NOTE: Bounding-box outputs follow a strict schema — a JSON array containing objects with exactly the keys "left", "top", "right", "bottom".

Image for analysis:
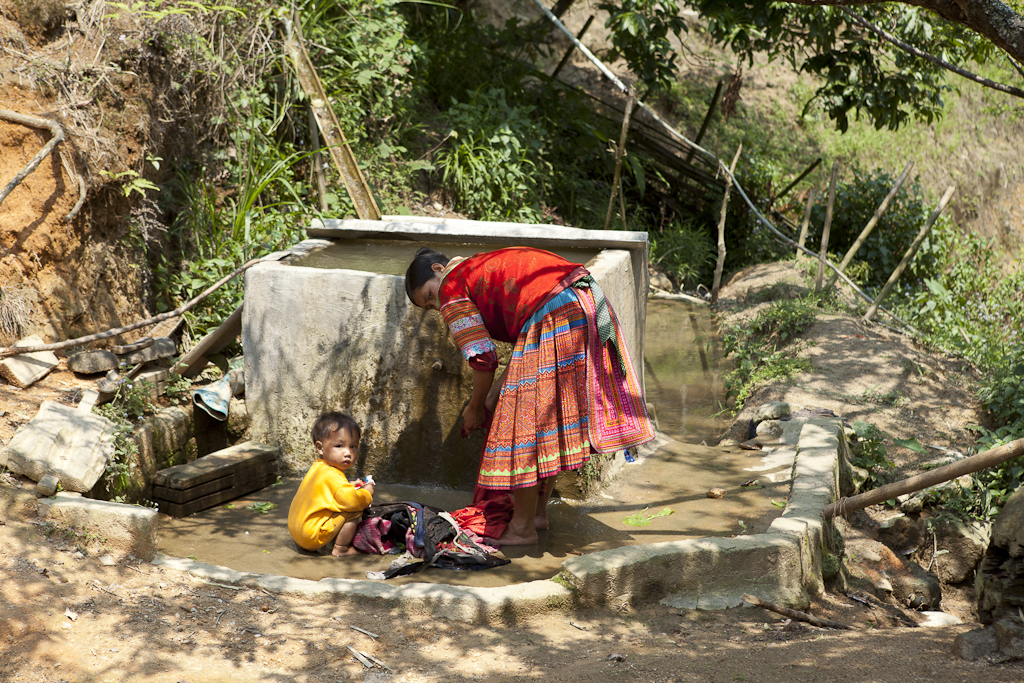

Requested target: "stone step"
[
  {"left": 155, "top": 471, "right": 278, "bottom": 517},
  {"left": 151, "top": 441, "right": 279, "bottom": 517}
]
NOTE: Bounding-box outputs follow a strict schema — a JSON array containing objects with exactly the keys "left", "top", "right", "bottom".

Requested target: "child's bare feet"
[{"left": 332, "top": 545, "right": 360, "bottom": 557}]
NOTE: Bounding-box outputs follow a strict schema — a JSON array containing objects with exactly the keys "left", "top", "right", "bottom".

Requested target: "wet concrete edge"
[{"left": 150, "top": 416, "right": 843, "bottom": 625}]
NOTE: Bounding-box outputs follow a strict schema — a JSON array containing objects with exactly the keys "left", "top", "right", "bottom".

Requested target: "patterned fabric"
[
  {"left": 442, "top": 299, "right": 496, "bottom": 361},
  {"left": 577, "top": 286, "right": 656, "bottom": 452},
  {"left": 439, "top": 247, "right": 580, "bottom": 345},
  {"left": 478, "top": 287, "right": 593, "bottom": 490}
]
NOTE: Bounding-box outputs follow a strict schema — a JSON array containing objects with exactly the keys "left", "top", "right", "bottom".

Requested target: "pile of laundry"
[{"left": 354, "top": 501, "right": 510, "bottom": 580}]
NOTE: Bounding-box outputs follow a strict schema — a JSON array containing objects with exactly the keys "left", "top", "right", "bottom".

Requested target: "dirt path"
[{"left": 3, "top": 261, "right": 1020, "bottom": 681}]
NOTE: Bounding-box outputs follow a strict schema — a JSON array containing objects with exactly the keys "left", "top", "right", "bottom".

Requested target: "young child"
[{"left": 287, "top": 412, "right": 374, "bottom": 557}]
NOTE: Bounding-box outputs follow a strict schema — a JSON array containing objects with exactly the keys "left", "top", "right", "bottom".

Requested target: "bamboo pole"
[
  {"left": 863, "top": 185, "right": 955, "bottom": 322},
  {"left": 796, "top": 189, "right": 815, "bottom": 258},
  {"left": 815, "top": 163, "right": 839, "bottom": 292},
  {"left": 825, "top": 160, "right": 914, "bottom": 290},
  {"left": 604, "top": 96, "right": 635, "bottom": 231},
  {"left": 711, "top": 145, "right": 742, "bottom": 303},
  {"left": 308, "top": 104, "right": 328, "bottom": 212},
  {"left": 824, "top": 436, "right": 1024, "bottom": 519}
]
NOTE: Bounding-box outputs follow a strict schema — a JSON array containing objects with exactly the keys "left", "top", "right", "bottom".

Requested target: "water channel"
[{"left": 159, "top": 298, "right": 793, "bottom": 587}]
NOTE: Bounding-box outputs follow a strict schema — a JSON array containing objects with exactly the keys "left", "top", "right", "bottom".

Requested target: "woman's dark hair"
[
  {"left": 404, "top": 247, "right": 450, "bottom": 301},
  {"left": 311, "top": 411, "right": 361, "bottom": 445}
]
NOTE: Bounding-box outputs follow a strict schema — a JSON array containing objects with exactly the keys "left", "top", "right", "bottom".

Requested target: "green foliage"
[
  {"left": 622, "top": 507, "right": 674, "bottom": 527},
  {"left": 849, "top": 420, "right": 895, "bottom": 489},
  {"left": 721, "top": 297, "right": 818, "bottom": 410},
  {"left": 437, "top": 88, "right": 550, "bottom": 221},
  {"left": 649, "top": 218, "right": 716, "bottom": 289},
  {"left": 597, "top": 0, "right": 688, "bottom": 94},
  {"left": 802, "top": 166, "right": 948, "bottom": 291},
  {"left": 95, "top": 379, "right": 157, "bottom": 502}
]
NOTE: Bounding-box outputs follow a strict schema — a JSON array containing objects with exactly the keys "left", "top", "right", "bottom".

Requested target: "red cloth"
[{"left": 440, "top": 247, "right": 580, "bottom": 344}]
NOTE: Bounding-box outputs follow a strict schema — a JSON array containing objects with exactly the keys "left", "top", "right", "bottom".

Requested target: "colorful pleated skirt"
[{"left": 477, "top": 286, "right": 654, "bottom": 490}]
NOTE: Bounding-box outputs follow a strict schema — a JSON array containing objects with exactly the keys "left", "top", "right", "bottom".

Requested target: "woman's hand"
[{"left": 462, "top": 402, "right": 487, "bottom": 432}]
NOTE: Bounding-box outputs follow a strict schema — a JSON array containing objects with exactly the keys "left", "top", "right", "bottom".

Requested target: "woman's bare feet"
[
  {"left": 496, "top": 527, "right": 539, "bottom": 545},
  {"left": 332, "top": 545, "right": 360, "bottom": 557},
  {"left": 534, "top": 514, "right": 549, "bottom": 530}
]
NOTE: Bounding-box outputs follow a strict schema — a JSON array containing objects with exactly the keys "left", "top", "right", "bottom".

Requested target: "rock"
[
  {"left": 98, "top": 554, "right": 117, "bottom": 566},
  {"left": 36, "top": 474, "right": 59, "bottom": 496},
  {"left": 110, "top": 337, "right": 153, "bottom": 355},
  {"left": 995, "top": 618, "right": 1024, "bottom": 659},
  {"left": 877, "top": 514, "right": 923, "bottom": 555},
  {"left": 67, "top": 350, "right": 119, "bottom": 374},
  {"left": 649, "top": 270, "right": 673, "bottom": 292},
  {"left": 754, "top": 402, "right": 791, "bottom": 422},
  {"left": 919, "top": 611, "right": 962, "bottom": 627},
  {"left": 900, "top": 496, "right": 924, "bottom": 514},
  {"left": 755, "top": 420, "right": 783, "bottom": 437},
  {"left": 706, "top": 487, "right": 726, "bottom": 499},
  {"left": 37, "top": 494, "right": 159, "bottom": 562},
  {"left": 0, "top": 335, "right": 59, "bottom": 388},
  {"left": 0, "top": 401, "right": 117, "bottom": 492},
  {"left": 991, "top": 486, "right": 1024, "bottom": 558},
  {"left": 953, "top": 627, "right": 999, "bottom": 661},
  {"left": 119, "top": 336, "right": 176, "bottom": 365},
  {"left": 891, "top": 560, "right": 942, "bottom": 610},
  {"left": 932, "top": 517, "right": 990, "bottom": 584}
]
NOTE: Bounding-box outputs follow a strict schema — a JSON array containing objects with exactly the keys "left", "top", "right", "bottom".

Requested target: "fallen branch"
[
  {"left": 743, "top": 593, "right": 852, "bottom": 630},
  {"left": 824, "top": 436, "right": 1024, "bottom": 519},
  {"left": 0, "top": 254, "right": 277, "bottom": 358},
  {"left": 0, "top": 109, "right": 65, "bottom": 209}
]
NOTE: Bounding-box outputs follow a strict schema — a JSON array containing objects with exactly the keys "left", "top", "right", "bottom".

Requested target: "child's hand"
[{"left": 363, "top": 483, "right": 375, "bottom": 497}]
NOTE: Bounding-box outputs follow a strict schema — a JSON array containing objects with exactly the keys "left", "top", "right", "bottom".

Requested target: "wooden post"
[
  {"left": 815, "top": 163, "right": 839, "bottom": 293},
  {"left": 604, "top": 96, "right": 635, "bottom": 231},
  {"left": 774, "top": 157, "right": 821, "bottom": 206},
  {"left": 711, "top": 145, "right": 742, "bottom": 303},
  {"left": 824, "top": 435, "right": 1024, "bottom": 519},
  {"left": 685, "top": 80, "right": 723, "bottom": 163},
  {"left": 308, "top": 104, "right": 328, "bottom": 212},
  {"left": 551, "top": 15, "right": 594, "bottom": 80},
  {"left": 825, "top": 160, "right": 914, "bottom": 290},
  {"left": 863, "top": 185, "right": 955, "bottom": 322},
  {"left": 796, "top": 189, "right": 815, "bottom": 258}
]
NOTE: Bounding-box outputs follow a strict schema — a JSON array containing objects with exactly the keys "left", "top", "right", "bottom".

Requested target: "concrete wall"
[{"left": 243, "top": 220, "right": 650, "bottom": 484}]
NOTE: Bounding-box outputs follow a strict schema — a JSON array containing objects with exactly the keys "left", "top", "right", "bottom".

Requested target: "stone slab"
[
  {"left": 111, "top": 337, "right": 153, "bottom": 355},
  {"left": 0, "top": 400, "right": 116, "bottom": 492},
  {"left": 155, "top": 471, "right": 278, "bottom": 517},
  {"left": 0, "top": 334, "right": 59, "bottom": 388},
  {"left": 120, "top": 336, "right": 176, "bottom": 365},
  {"left": 37, "top": 493, "right": 158, "bottom": 561},
  {"left": 67, "top": 349, "right": 119, "bottom": 374},
  {"left": 152, "top": 441, "right": 278, "bottom": 490},
  {"left": 153, "top": 460, "right": 277, "bottom": 503}
]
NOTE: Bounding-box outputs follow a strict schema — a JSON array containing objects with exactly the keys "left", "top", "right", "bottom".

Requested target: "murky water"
[
  {"left": 157, "top": 298, "right": 785, "bottom": 587},
  {"left": 644, "top": 298, "right": 733, "bottom": 444},
  {"left": 292, "top": 239, "right": 603, "bottom": 274}
]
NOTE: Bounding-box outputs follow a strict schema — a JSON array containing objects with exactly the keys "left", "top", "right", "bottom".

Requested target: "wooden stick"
[
  {"left": 346, "top": 645, "right": 374, "bottom": 668},
  {"left": 551, "top": 15, "right": 594, "bottom": 80},
  {"left": 711, "top": 144, "right": 742, "bottom": 303},
  {"left": 0, "top": 257, "right": 262, "bottom": 358},
  {"left": 604, "top": 95, "right": 635, "bottom": 231},
  {"left": 743, "top": 593, "right": 852, "bottom": 630},
  {"left": 308, "top": 104, "right": 328, "bottom": 212},
  {"left": 349, "top": 625, "right": 379, "bottom": 639},
  {"left": 775, "top": 157, "right": 821, "bottom": 205},
  {"left": 685, "top": 80, "right": 724, "bottom": 163},
  {"left": 796, "top": 189, "right": 815, "bottom": 257},
  {"left": 863, "top": 185, "right": 955, "bottom": 322},
  {"left": 824, "top": 436, "right": 1024, "bottom": 519},
  {"left": 171, "top": 305, "right": 242, "bottom": 378},
  {"left": 826, "top": 160, "right": 914, "bottom": 290},
  {"left": 815, "top": 162, "right": 839, "bottom": 293}
]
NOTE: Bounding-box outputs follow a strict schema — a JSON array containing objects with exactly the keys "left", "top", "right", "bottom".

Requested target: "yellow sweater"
[{"left": 287, "top": 459, "right": 373, "bottom": 551}]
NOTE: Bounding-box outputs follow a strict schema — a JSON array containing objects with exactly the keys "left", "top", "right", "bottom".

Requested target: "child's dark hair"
[
  {"left": 311, "top": 411, "right": 361, "bottom": 445},
  {"left": 405, "top": 247, "right": 450, "bottom": 301}
]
